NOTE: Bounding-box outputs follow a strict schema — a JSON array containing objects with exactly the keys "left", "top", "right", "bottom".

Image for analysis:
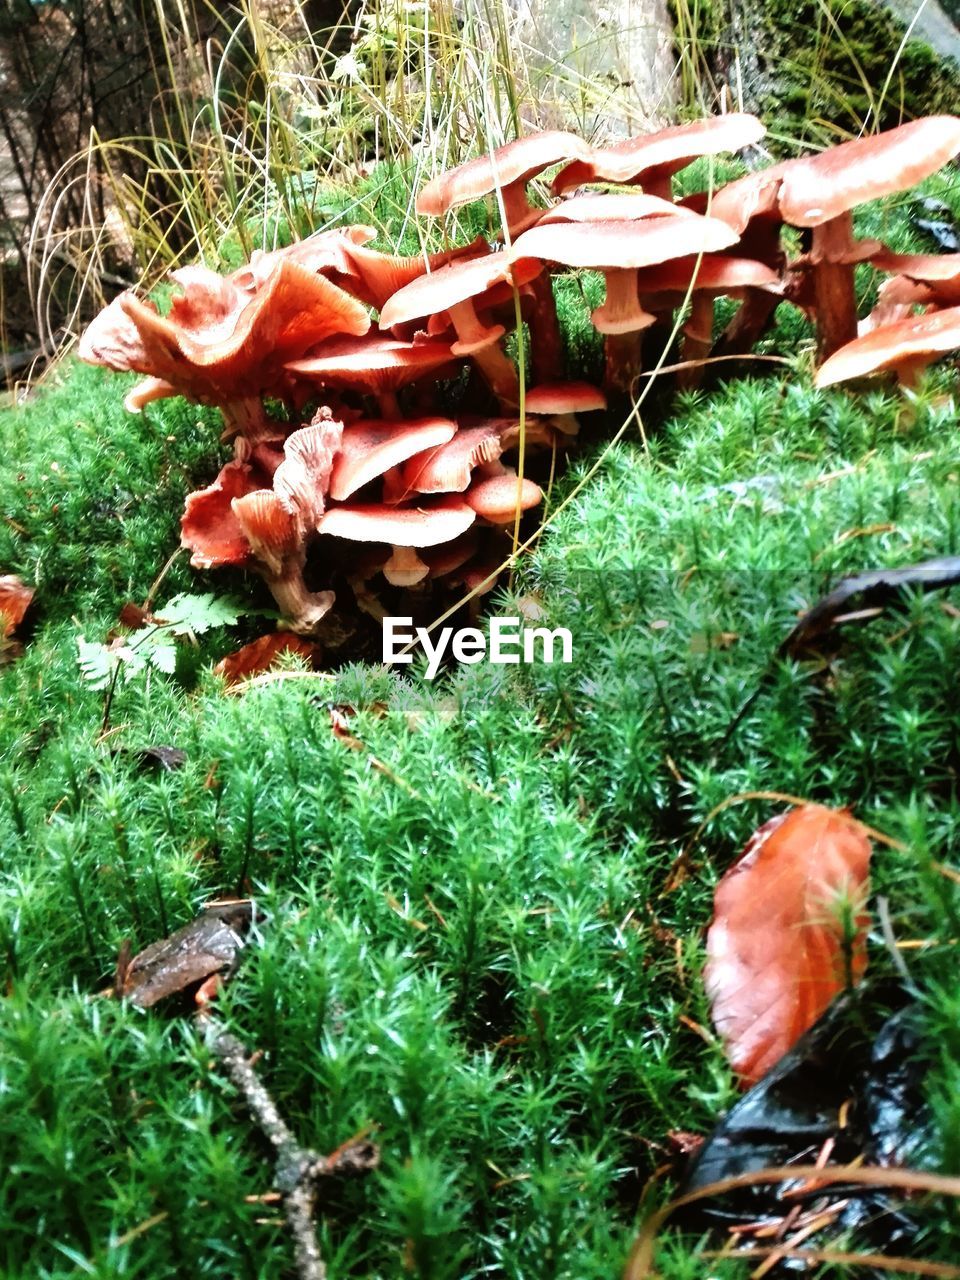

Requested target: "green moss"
[
  {"left": 698, "top": 0, "right": 960, "bottom": 148},
  {"left": 3, "top": 337, "right": 960, "bottom": 1274},
  {"left": 5, "top": 167, "right": 960, "bottom": 1277}
]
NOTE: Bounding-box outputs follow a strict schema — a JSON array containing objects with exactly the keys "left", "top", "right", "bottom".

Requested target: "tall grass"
[
  {"left": 26, "top": 0, "right": 628, "bottom": 353},
  {"left": 20, "top": 0, "right": 949, "bottom": 365}
]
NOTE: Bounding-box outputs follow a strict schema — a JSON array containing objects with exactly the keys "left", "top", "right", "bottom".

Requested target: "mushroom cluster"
[{"left": 79, "top": 113, "right": 960, "bottom": 633}]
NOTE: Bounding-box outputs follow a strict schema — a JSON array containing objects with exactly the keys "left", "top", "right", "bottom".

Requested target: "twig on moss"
[{"left": 206, "top": 1021, "right": 379, "bottom": 1280}]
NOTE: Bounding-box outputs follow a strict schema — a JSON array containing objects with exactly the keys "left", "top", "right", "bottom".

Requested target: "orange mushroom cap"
[
  {"left": 273, "top": 414, "right": 345, "bottom": 528},
  {"left": 514, "top": 214, "right": 739, "bottom": 335},
  {"left": 632, "top": 254, "right": 780, "bottom": 293},
  {"left": 523, "top": 382, "right": 607, "bottom": 415},
  {"left": 420, "top": 532, "right": 480, "bottom": 578},
  {"left": 317, "top": 496, "right": 476, "bottom": 546},
  {"left": 868, "top": 249, "right": 960, "bottom": 283},
  {"left": 79, "top": 258, "right": 370, "bottom": 408},
  {"left": 416, "top": 131, "right": 590, "bottom": 224},
  {"left": 683, "top": 164, "right": 788, "bottom": 236},
  {"left": 231, "top": 225, "right": 377, "bottom": 291},
  {"left": 815, "top": 304, "right": 960, "bottom": 387},
  {"left": 552, "top": 114, "right": 765, "bottom": 195},
  {"left": 180, "top": 461, "right": 262, "bottom": 568},
  {"left": 286, "top": 333, "right": 458, "bottom": 394},
  {"left": 396, "top": 423, "right": 505, "bottom": 497},
  {"left": 336, "top": 236, "right": 491, "bottom": 310},
  {"left": 466, "top": 472, "right": 543, "bottom": 523},
  {"left": 379, "top": 251, "right": 544, "bottom": 332},
  {"left": 512, "top": 213, "right": 739, "bottom": 271},
  {"left": 778, "top": 116, "right": 960, "bottom": 228},
  {"left": 329, "top": 418, "right": 458, "bottom": 502},
  {"left": 540, "top": 192, "right": 694, "bottom": 224}
]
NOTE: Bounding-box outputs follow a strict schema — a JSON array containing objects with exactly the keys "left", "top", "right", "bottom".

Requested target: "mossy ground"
[
  {"left": 3, "top": 180, "right": 960, "bottom": 1277},
  {"left": 685, "top": 0, "right": 960, "bottom": 149}
]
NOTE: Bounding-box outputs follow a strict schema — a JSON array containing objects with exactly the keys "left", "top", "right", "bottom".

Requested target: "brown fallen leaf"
[
  {"left": 781, "top": 555, "right": 960, "bottom": 657},
  {"left": 116, "top": 902, "right": 252, "bottom": 1008},
  {"left": 118, "top": 601, "right": 154, "bottom": 630},
  {"left": 0, "top": 574, "right": 34, "bottom": 639},
  {"left": 213, "top": 632, "right": 319, "bottom": 685},
  {"left": 704, "top": 805, "right": 872, "bottom": 1086}
]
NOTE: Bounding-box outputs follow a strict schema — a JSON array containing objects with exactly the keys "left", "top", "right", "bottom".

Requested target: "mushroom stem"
[
  {"left": 471, "top": 344, "right": 522, "bottom": 406},
  {"left": 384, "top": 545, "right": 430, "bottom": 586},
  {"left": 448, "top": 300, "right": 520, "bottom": 406},
  {"left": 678, "top": 293, "right": 715, "bottom": 389},
  {"left": 592, "top": 269, "right": 656, "bottom": 396},
  {"left": 348, "top": 575, "right": 388, "bottom": 623},
  {"left": 377, "top": 390, "right": 402, "bottom": 418},
  {"left": 263, "top": 570, "right": 335, "bottom": 635},
  {"left": 448, "top": 299, "right": 505, "bottom": 352},
  {"left": 222, "top": 397, "right": 274, "bottom": 454},
  {"left": 894, "top": 357, "right": 928, "bottom": 391},
  {"left": 592, "top": 269, "right": 652, "bottom": 334},
  {"left": 528, "top": 273, "right": 565, "bottom": 383},
  {"left": 714, "top": 289, "right": 781, "bottom": 359},
  {"left": 810, "top": 211, "right": 859, "bottom": 360},
  {"left": 604, "top": 333, "right": 645, "bottom": 394}
]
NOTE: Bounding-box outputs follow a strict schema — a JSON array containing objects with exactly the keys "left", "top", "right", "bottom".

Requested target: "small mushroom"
[
  {"left": 379, "top": 251, "right": 543, "bottom": 405},
  {"left": 465, "top": 471, "right": 543, "bottom": 524},
  {"left": 551, "top": 113, "right": 765, "bottom": 199},
  {"left": 287, "top": 333, "right": 459, "bottom": 418},
  {"left": 815, "top": 303, "right": 960, "bottom": 390},
  {"left": 437, "top": 414, "right": 556, "bottom": 458},
  {"left": 523, "top": 382, "right": 606, "bottom": 435},
  {"left": 513, "top": 213, "right": 738, "bottom": 391},
  {"left": 231, "top": 490, "right": 300, "bottom": 577},
  {"left": 232, "top": 490, "right": 335, "bottom": 632},
  {"left": 774, "top": 117, "right": 960, "bottom": 357},
  {"left": 329, "top": 418, "right": 458, "bottom": 501},
  {"left": 416, "top": 130, "right": 591, "bottom": 234},
  {"left": 859, "top": 276, "right": 932, "bottom": 334},
  {"left": 317, "top": 497, "right": 477, "bottom": 586},
  {"left": 415, "top": 132, "right": 591, "bottom": 382}
]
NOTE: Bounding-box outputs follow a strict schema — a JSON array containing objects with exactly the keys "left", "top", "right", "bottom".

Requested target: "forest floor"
[{"left": 2, "top": 172, "right": 960, "bottom": 1277}]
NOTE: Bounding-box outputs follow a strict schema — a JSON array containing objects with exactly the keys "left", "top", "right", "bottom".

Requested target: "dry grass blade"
[
  {"left": 623, "top": 1165, "right": 960, "bottom": 1280},
  {"left": 702, "top": 1246, "right": 960, "bottom": 1277},
  {"left": 223, "top": 669, "right": 336, "bottom": 695}
]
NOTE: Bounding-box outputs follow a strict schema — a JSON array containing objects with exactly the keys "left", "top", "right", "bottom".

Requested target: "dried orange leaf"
[
  {"left": 213, "top": 632, "right": 317, "bottom": 685},
  {"left": 704, "top": 804, "right": 872, "bottom": 1086},
  {"left": 0, "top": 574, "right": 34, "bottom": 638}
]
